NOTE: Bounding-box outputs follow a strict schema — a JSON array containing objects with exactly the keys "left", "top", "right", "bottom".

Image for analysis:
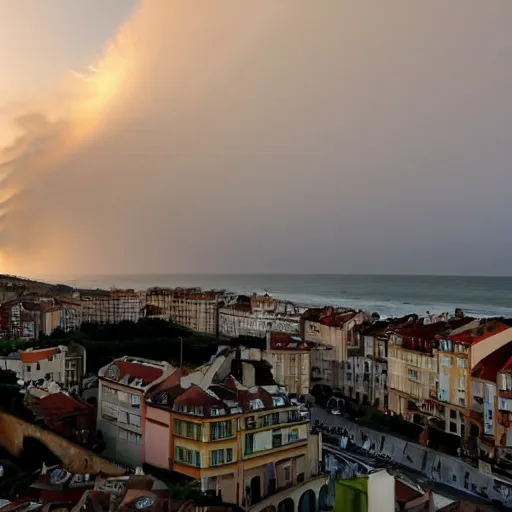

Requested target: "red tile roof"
[
  {"left": 270, "top": 332, "right": 309, "bottom": 350},
  {"left": 20, "top": 347, "right": 60, "bottom": 363},
  {"left": 500, "top": 356, "right": 512, "bottom": 374},
  {"left": 318, "top": 312, "right": 358, "bottom": 327},
  {"left": 114, "top": 361, "right": 164, "bottom": 385},
  {"left": 447, "top": 321, "right": 511, "bottom": 345},
  {"left": 37, "top": 392, "right": 92, "bottom": 420},
  {"left": 394, "top": 480, "right": 424, "bottom": 504},
  {"left": 174, "top": 385, "right": 223, "bottom": 414},
  {"left": 472, "top": 342, "right": 512, "bottom": 381}
]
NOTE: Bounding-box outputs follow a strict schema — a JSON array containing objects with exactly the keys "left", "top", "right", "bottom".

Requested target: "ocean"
[{"left": 33, "top": 274, "right": 512, "bottom": 319}]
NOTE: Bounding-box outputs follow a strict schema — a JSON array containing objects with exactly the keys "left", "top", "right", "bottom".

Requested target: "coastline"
[{"left": 24, "top": 273, "right": 512, "bottom": 320}]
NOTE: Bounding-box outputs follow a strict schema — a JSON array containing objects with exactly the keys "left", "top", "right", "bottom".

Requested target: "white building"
[{"left": 0, "top": 344, "right": 86, "bottom": 387}]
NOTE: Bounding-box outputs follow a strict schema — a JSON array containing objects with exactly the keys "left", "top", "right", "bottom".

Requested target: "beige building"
[
  {"left": 145, "top": 287, "right": 228, "bottom": 334},
  {"left": 81, "top": 289, "right": 142, "bottom": 324},
  {"left": 240, "top": 333, "right": 311, "bottom": 396},
  {"left": 300, "top": 308, "right": 365, "bottom": 362}
]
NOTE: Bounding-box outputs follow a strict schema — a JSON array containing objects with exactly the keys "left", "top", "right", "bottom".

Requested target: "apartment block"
[
  {"left": 97, "top": 357, "right": 175, "bottom": 467},
  {"left": 143, "top": 349, "right": 328, "bottom": 512}
]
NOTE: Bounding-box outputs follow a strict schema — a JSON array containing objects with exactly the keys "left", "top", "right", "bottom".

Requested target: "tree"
[{"left": 0, "top": 368, "right": 17, "bottom": 384}]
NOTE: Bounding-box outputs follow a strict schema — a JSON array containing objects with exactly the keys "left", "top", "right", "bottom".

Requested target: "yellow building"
[{"left": 144, "top": 351, "right": 328, "bottom": 512}]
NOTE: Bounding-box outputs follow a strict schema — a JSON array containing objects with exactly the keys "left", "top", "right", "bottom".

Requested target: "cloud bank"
[{"left": 1, "top": 0, "right": 511, "bottom": 277}]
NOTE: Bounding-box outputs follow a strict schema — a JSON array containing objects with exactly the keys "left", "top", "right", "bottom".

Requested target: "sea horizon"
[{"left": 21, "top": 273, "right": 512, "bottom": 320}]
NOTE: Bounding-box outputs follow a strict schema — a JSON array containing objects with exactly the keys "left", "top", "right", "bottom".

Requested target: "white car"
[{"left": 330, "top": 409, "right": 342, "bottom": 416}]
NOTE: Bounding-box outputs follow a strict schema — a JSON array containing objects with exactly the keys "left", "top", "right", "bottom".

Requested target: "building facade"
[
  {"left": 0, "top": 345, "right": 86, "bottom": 387},
  {"left": 144, "top": 350, "right": 328, "bottom": 512},
  {"left": 301, "top": 309, "right": 365, "bottom": 363},
  {"left": 239, "top": 334, "right": 312, "bottom": 397},
  {"left": 81, "top": 289, "right": 142, "bottom": 324},
  {"left": 218, "top": 295, "right": 303, "bottom": 340},
  {"left": 145, "top": 287, "right": 229, "bottom": 334},
  {"left": 97, "top": 357, "right": 174, "bottom": 467}
]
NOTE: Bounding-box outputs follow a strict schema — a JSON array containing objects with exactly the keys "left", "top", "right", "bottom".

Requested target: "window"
[
  {"left": 175, "top": 446, "right": 201, "bottom": 467},
  {"left": 26, "top": 365, "right": 31, "bottom": 373},
  {"left": 119, "top": 430, "right": 128, "bottom": 441},
  {"left": 127, "top": 432, "right": 141, "bottom": 445},
  {"left": 36, "top": 363, "right": 40, "bottom": 371},
  {"left": 273, "top": 396, "right": 286, "bottom": 408},
  {"left": 245, "top": 434, "right": 254, "bottom": 455},
  {"left": 449, "top": 422, "right": 458, "bottom": 434},
  {"left": 408, "top": 369, "right": 418, "bottom": 381},
  {"left": 175, "top": 404, "right": 188, "bottom": 414},
  {"left": 129, "top": 414, "right": 141, "bottom": 428},
  {"left": 210, "top": 407, "right": 225, "bottom": 416},
  {"left": 456, "top": 358, "right": 468, "bottom": 369},
  {"left": 250, "top": 399, "right": 264, "bottom": 411},
  {"left": 500, "top": 374, "right": 512, "bottom": 392},
  {"left": 191, "top": 406, "right": 204, "bottom": 416},
  {"left": 103, "top": 386, "right": 118, "bottom": 403},
  {"left": 450, "top": 409, "right": 457, "bottom": 419},
  {"left": 131, "top": 394, "right": 141, "bottom": 408},
  {"left": 210, "top": 421, "right": 233, "bottom": 441},
  {"left": 118, "top": 392, "right": 129, "bottom": 404},
  {"left": 101, "top": 402, "right": 118, "bottom": 421},
  {"left": 289, "top": 428, "right": 298, "bottom": 443},
  {"left": 175, "top": 420, "right": 203, "bottom": 441},
  {"left": 272, "top": 430, "right": 282, "bottom": 448},
  {"left": 283, "top": 465, "right": 291, "bottom": 484},
  {"left": 209, "top": 449, "right": 231, "bottom": 466}
]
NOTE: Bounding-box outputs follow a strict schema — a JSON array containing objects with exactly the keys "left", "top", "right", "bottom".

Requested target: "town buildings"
[
  {"left": 144, "top": 349, "right": 328, "bottom": 511},
  {"left": 301, "top": 308, "right": 365, "bottom": 363},
  {"left": 145, "top": 287, "right": 231, "bottom": 335},
  {"left": 97, "top": 357, "right": 175, "bottom": 467},
  {"left": 305, "top": 308, "right": 366, "bottom": 393},
  {"left": 0, "top": 345, "right": 86, "bottom": 388},
  {"left": 340, "top": 321, "right": 391, "bottom": 408},
  {"left": 82, "top": 290, "right": 142, "bottom": 325},
  {"left": 41, "top": 298, "right": 83, "bottom": 335},
  {"left": 218, "top": 294, "right": 302, "bottom": 339},
  {"left": 237, "top": 333, "right": 312, "bottom": 397},
  {"left": 387, "top": 318, "right": 476, "bottom": 421},
  {"left": 25, "top": 390, "right": 96, "bottom": 445}
]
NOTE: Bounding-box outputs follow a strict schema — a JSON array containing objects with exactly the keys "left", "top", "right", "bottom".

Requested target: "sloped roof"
[
  {"left": 110, "top": 361, "right": 163, "bottom": 386},
  {"left": 448, "top": 321, "right": 512, "bottom": 345},
  {"left": 35, "top": 392, "right": 92, "bottom": 421},
  {"left": 472, "top": 341, "right": 512, "bottom": 381},
  {"left": 20, "top": 347, "right": 60, "bottom": 363}
]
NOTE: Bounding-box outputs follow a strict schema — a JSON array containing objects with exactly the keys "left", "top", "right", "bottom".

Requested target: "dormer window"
[
  {"left": 210, "top": 407, "right": 225, "bottom": 417},
  {"left": 272, "top": 396, "right": 286, "bottom": 408},
  {"left": 249, "top": 399, "right": 265, "bottom": 411}
]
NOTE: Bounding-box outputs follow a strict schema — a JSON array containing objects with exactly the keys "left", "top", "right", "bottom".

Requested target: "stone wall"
[{"left": 0, "top": 411, "right": 124, "bottom": 476}]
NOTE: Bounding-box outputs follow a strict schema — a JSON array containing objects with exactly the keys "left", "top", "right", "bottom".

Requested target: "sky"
[{"left": 0, "top": 0, "right": 511, "bottom": 277}]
